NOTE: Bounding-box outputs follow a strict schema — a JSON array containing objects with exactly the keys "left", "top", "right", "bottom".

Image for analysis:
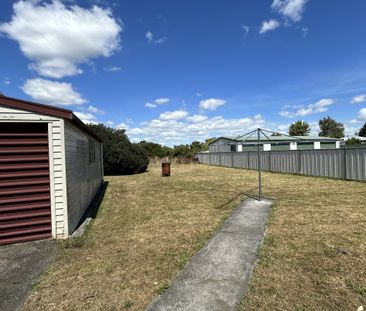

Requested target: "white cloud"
[
  {"left": 279, "top": 111, "right": 291, "bottom": 117},
  {"left": 358, "top": 108, "right": 366, "bottom": 121},
  {"left": 88, "top": 105, "right": 104, "bottom": 115},
  {"left": 74, "top": 111, "right": 97, "bottom": 124},
  {"left": 105, "top": 120, "right": 114, "bottom": 126},
  {"left": 154, "top": 37, "right": 168, "bottom": 44},
  {"left": 21, "top": 78, "right": 87, "bottom": 106},
  {"left": 277, "top": 124, "right": 290, "bottom": 133},
  {"left": 351, "top": 94, "right": 366, "bottom": 104},
  {"left": 343, "top": 123, "right": 361, "bottom": 138},
  {"left": 282, "top": 104, "right": 304, "bottom": 109},
  {"left": 279, "top": 98, "right": 335, "bottom": 118},
  {"left": 271, "top": 0, "right": 308, "bottom": 22},
  {"left": 259, "top": 19, "right": 280, "bottom": 34},
  {"left": 186, "top": 115, "right": 208, "bottom": 123},
  {"left": 126, "top": 114, "right": 265, "bottom": 145},
  {"left": 145, "top": 97, "right": 170, "bottom": 109},
  {"left": 104, "top": 66, "right": 121, "bottom": 72},
  {"left": 0, "top": 1, "right": 122, "bottom": 78},
  {"left": 308, "top": 121, "right": 320, "bottom": 135},
  {"left": 146, "top": 31, "right": 153, "bottom": 42},
  {"left": 159, "top": 110, "right": 189, "bottom": 121},
  {"left": 3, "top": 78, "right": 10, "bottom": 85},
  {"left": 145, "top": 103, "right": 157, "bottom": 109},
  {"left": 301, "top": 27, "right": 309, "bottom": 37},
  {"left": 199, "top": 98, "right": 226, "bottom": 111},
  {"left": 154, "top": 97, "right": 170, "bottom": 105},
  {"left": 350, "top": 119, "right": 360, "bottom": 124},
  {"left": 242, "top": 25, "right": 250, "bottom": 37},
  {"left": 196, "top": 92, "right": 203, "bottom": 97},
  {"left": 145, "top": 30, "right": 167, "bottom": 44},
  {"left": 116, "top": 122, "right": 129, "bottom": 129}
]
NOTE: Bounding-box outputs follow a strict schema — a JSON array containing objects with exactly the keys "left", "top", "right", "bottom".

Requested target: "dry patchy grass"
[
  {"left": 239, "top": 170, "right": 366, "bottom": 311},
  {"left": 23, "top": 164, "right": 253, "bottom": 311},
  {"left": 23, "top": 164, "right": 366, "bottom": 311}
]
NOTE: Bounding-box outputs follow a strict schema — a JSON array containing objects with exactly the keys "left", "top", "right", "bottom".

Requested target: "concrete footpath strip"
[{"left": 146, "top": 198, "right": 272, "bottom": 311}]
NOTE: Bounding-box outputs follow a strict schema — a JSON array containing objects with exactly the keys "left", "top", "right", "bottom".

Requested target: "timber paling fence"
[{"left": 197, "top": 148, "right": 366, "bottom": 182}]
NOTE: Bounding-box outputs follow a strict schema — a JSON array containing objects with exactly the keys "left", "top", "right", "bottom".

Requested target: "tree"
[
  {"left": 190, "top": 141, "right": 205, "bottom": 154},
  {"left": 319, "top": 117, "right": 345, "bottom": 138},
  {"left": 289, "top": 121, "right": 310, "bottom": 136},
  {"left": 172, "top": 144, "right": 192, "bottom": 158},
  {"left": 86, "top": 124, "right": 149, "bottom": 175},
  {"left": 137, "top": 141, "right": 172, "bottom": 158},
  {"left": 359, "top": 122, "right": 366, "bottom": 137},
  {"left": 137, "top": 140, "right": 210, "bottom": 160}
]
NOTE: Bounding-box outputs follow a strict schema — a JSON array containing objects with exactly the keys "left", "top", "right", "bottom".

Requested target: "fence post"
[
  {"left": 247, "top": 152, "right": 250, "bottom": 169},
  {"left": 343, "top": 148, "right": 347, "bottom": 179},
  {"left": 219, "top": 153, "right": 221, "bottom": 166},
  {"left": 231, "top": 152, "right": 234, "bottom": 168},
  {"left": 268, "top": 151, "right": 272, "bottom": 172},
  {"left": 210, "top": 153, "right": 212, "bottom": 165},
  {"left": 298, "top": 150, "right": 302, "bottom": 174}
]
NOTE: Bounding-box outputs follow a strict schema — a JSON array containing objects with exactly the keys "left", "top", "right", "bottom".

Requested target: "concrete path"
[
  {"left": 0, "top": 240, "right": 57, "bottom": 311},
  {"left": 146, "top": 198, "right": 272, "bottom": 311}
]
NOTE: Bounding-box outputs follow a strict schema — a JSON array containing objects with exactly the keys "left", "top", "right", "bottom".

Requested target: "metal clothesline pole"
[
  {"left": 228, "top": 127, "right": 306, "bottom": 201},
  {"left": 257, "top": 129, "right": 262, "bottom": 201}
]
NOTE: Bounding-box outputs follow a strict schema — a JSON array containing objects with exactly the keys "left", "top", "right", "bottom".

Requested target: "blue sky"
[{"left": 1, "top": 0, "right": 366, "bottom": 145}]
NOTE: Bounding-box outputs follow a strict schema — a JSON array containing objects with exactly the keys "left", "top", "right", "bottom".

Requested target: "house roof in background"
[
  {"left": 0, "top": 94, "right": 102, "bottom": 142},
  {"left": 209, "top": 135, "right": 340, "bottom": 145}
]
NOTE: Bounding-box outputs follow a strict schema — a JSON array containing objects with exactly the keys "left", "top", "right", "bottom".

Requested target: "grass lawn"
[{"left": 23, "top": 164, "right": 366, "bottom": 311}]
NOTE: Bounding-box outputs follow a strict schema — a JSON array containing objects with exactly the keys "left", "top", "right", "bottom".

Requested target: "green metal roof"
[
  {"left": 242, "top": 135, "right": 339, "bottom": 142},
  {"left": 209, "top": 135, "right": 339, "bottom": 145}
]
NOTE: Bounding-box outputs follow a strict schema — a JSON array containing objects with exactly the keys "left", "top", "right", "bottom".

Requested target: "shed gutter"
[{"left": 0, "top": 95, "right": 102, "bottom": 142}]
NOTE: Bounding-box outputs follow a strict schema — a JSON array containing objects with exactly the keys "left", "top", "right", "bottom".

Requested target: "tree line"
[
  {"left": 136, "top": 138, "right": 215, "bottom": 159},
  {"left": 286, "top": 117, "right": 366, "bottom": 145},
  {"left": 86, "top": 118, "right": 366, "bottom": 175},
  {"left": 86, "top": 123, "right": 214, "bottom": 175}
]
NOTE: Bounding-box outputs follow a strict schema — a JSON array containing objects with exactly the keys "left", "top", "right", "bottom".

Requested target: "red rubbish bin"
[{"left": 162, "top": 162, "right": 171, "bottom": 177}]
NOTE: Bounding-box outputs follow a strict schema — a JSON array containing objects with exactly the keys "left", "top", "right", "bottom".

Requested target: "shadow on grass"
[
  {"left": 62, "top": 181, "right": 109, "bottom": 249},
  {"left": 214, "top": 189, "right": 259, "bottom": 209},
  {"left": 75, "top": 180, "right": 109, "bottom": 229}
]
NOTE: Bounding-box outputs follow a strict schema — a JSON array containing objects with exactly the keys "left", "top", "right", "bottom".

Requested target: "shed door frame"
[
  {"left": 0, "top": 104, "right": 69, "bottom": 239},
  {"left": 47, "top": 122, "right": 56, "bottom": 238}
]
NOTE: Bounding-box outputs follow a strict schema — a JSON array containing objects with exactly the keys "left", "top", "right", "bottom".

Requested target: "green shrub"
[
  {"left": 86, "top": 124, "right": 149, "bottom": 175},
  {"left": 346, "top": 137, "right": 362, "bottom": 145}
]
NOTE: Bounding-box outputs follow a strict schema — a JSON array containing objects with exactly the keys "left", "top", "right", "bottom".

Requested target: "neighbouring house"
[
  {"left": 0, "top": 95, "right": 103, "bottom": 245},
  {"left": 208, "top": 135, "right": 342, "bottom": 153}
]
